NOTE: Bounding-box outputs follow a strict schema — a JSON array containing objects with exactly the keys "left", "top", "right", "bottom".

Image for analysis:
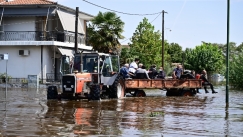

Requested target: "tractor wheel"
[
  {"left": 134, "top": 90, "right": 146, "bottom": 97},
  {"left": 181, "top": 89, "right": 194, "bottom": 96},
  {"left": 89, "top": 85, "right": 100, "bottom": 100},
  {"left": 47, "top": 86, "right": 58, "bottom": 99},
  {"left": 110, "top": 76, "right": 125, "bottom": 99}
]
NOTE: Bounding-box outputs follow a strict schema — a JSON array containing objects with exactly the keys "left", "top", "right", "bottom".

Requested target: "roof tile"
[{"left": 0, "top": 0, "right": 56, "bottom": 5}]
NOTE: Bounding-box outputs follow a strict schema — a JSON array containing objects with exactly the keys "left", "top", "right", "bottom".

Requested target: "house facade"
[{"left": 0, "top": 0, "right": 94, "bottom": 82}]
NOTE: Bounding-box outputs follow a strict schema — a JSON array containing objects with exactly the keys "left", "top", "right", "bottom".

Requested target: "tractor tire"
[
  {"left": 89, "top": 85, "right": 100, "bottom": 100},
  {"left": 110, "top": 75, "right": 125, "bottom": 99},
  {"left": 134, "top": 90, "right": 146, "bottom": 97},
  {"left": 47, "top": 86, "right": 58, "bottom": 99}
]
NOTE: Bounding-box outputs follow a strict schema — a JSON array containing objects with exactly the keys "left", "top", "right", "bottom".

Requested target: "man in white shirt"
[{"left": 129, "top": 58, "right": 140, "bottom": 74}]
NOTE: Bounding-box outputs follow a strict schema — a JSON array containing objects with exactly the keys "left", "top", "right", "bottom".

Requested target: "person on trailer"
[
  {"left": 172, "top": 64, "right": 183, "bottom": 79},
  {"left": 200, "top": 70, "right": 218, "bottom": 94},
  {"left": 137, "top": 63, "right": 143, "bottom": 70},
  {"left": 135, "top": 65, "right": 150, "bottom": 79},
  {"left": 129, "top": 58, "right": 140, "bottom": 74},
  {"left": 148, "top": 64, "right": 158, "bottom": 79},
  {"left": 157, "top": 66, "right": 166, "bottom": 79},
  {"left": 120, "top": 63, "right": 135, "bottom": 79}
]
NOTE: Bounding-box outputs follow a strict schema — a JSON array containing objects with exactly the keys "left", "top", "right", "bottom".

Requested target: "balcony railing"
[{"left": 0, "top": 31, "right": 85, "bottom": 44}]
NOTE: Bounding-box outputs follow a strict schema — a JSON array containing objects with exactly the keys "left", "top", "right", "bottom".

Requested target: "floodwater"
[{"left": 0, "top": 86, "right": 243, "bottom": 137}]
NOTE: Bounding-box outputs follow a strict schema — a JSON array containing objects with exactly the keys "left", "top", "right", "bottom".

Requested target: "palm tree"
[{"left": 87, "top": 11, "right": 125, "bottom": 54}]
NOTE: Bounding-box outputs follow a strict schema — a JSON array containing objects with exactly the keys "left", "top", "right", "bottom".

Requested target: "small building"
[{"left": 0, "top": 0, "right": 94, "bottom": 82}]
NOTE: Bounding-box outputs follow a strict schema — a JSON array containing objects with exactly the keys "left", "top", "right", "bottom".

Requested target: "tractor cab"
[{"left": 71, "top": 51, "right": 120, "bottom": 85}]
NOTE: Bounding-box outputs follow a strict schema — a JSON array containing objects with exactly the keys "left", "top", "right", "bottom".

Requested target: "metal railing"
[
  {"left": 46, "top": 73, "right": 62, "bottom": 82},
  {"left": 0, "top": 75, "right": 62, "bottom": 84},
  {"left": 0, "top": 31, "right": 85, "bottom": 44}
]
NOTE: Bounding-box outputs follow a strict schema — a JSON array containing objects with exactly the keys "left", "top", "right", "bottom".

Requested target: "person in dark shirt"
[
  {"left": 173, "top": 65, "right": 183, "bottom": 79},
  {"left": 148, "top": 64, "right": 158, "bottom": 79},
  {"left": 200, "top": 70, "right": 218, "bottom": 94},
  {"left": 157, "top": 66, "right": 166, "bottom": 79}
]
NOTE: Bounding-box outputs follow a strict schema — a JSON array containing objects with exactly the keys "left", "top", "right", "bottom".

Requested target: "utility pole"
[
  {"left": 75, "top": 7, "right": 79, "bottom": 54},
  {"left": 162, "top": 10, "right": 168, "bottom": 68}
]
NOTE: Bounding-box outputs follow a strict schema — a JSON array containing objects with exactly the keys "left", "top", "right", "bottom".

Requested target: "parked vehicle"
[{"left": 211, "top": 73, "right": 225, "bottom": 82}]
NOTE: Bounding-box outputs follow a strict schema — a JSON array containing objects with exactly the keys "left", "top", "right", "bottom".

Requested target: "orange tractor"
[{"left": 47, "top": 51, "right": 126, "bottom": 100}]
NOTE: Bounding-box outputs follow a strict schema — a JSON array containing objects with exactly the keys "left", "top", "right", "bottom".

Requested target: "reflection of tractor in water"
[{"left": 47, "top": 51, "right": 203, "bottom": 100}]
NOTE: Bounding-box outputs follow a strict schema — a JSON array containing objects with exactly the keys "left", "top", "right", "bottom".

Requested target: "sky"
[{"left": 56, "top": 0, "right": 243, "bottom": 50}]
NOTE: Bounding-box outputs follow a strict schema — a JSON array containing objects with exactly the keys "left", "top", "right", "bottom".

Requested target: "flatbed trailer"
[{"left": 123, "top": 79, "right": 202, "bottom": 96}]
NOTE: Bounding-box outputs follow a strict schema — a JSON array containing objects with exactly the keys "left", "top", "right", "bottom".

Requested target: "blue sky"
[{"left": 57, "top": 0, "right": 243, "bottom": 50}]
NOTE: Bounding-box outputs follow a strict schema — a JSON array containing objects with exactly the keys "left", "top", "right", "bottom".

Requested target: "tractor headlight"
[
  {"left": 63, "top": 85, "right": 66, "bottom": 88},
  {"left": 71, "top": 85, "right": 74, "bottom": 88}
]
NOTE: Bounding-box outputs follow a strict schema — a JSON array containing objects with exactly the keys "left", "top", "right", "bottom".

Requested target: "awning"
[
  {"left": 0, "top": 7, "right": 56, "bottom": 16},
  {"left": 58, "top": 48, "right": 74, "bottom": 58},
  {"left": 57, "top": 10, "right": 85, "bottom": 34}
]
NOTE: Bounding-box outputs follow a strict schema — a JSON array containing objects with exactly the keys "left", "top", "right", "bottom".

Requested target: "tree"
[
  {"left": 120, "top": 47, "right": 138, "bottom": 65},
  {"left": 166, "top": 43, "right": 183, "bottom": 63},
  {"left": 128, "top": 18, "right": 169, "bottom": 68},
  {"left": 229, "top": 52, "right": 243, "bottom": 89},
  {"left": 87, "top": 12, "right": 125, "bottom": 54},
  {"left": 184, "top": 43, "right": 224, "bottom": 73}
]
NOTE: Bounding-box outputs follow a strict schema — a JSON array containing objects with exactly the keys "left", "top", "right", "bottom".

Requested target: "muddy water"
[{"left": 0, "top": 87, "right": 243, "bottom": 137}]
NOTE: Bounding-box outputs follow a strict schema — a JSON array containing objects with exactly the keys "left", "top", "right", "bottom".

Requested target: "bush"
[{"left": 0, "top": 73, "right": 12, "bottom": 83}]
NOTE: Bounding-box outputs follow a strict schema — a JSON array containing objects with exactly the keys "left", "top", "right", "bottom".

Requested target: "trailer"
[{"left": 123, "top": 78, "right": 202, "bottom": 97}]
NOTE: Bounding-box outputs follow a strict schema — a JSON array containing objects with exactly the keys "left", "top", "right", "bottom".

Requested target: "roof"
[{"left": 0, "top": 0, "right": 56, "bottom": 5}]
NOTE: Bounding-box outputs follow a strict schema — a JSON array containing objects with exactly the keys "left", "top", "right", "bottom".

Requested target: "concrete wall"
[{"left": 0, "top": 46, "right": 58, "bottom": 78}]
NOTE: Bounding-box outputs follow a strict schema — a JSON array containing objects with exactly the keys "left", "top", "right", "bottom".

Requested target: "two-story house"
[{"left": 0, "top": 0, "right": 94, "bottom": 82}]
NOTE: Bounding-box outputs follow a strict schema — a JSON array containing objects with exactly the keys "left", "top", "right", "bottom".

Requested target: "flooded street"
[{"left": 0, "top": 86, "right": 243, "bottom": 137}]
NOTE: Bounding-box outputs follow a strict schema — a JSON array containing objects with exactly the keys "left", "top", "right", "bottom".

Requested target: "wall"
[{"left": 0, "top": 46, "right": 59, "bottom": 79}]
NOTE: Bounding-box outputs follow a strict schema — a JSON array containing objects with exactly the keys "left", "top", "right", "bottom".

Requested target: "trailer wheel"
[
  {"left": 166, "top": 88, "right": 180, "bottom": 96},
  {"left": 181, "top": 90, "right": 194, "bottom": 96},
  {"left": 90, "top": 85, "right": 100, "bottom": 100},
  {"left": 47, "top": 86, "right": 58, "bottom": 99},
  {"left": 134, "top": 90, "right": 146, "bottom": 97},
  {"left": 110, "top": 76, "right": 125, "bottom": 99}
]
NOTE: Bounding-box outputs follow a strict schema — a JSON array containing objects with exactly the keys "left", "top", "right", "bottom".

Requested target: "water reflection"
[
  {"left": 43, "top": 95, "right": 217, "bottom": 136},
  {"left": 0, "top": 88, "right": 243, "bottom": 136}
]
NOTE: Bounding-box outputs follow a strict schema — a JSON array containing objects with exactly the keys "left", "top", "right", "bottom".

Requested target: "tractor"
[{"left": 47, "top": 51, "right": 125, "bottom": 100}]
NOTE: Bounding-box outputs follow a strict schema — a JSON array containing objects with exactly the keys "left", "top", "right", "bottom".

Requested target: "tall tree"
[
  {"left": 87, "top": 12, "right": 125, "bottom": 54},
  {"left": 184, "top": 43, "right": 224, "bottom": 73},
  {"left": 128, "top": 18, "right": 169, "bottom": 68},
  {"left": 166, "top": 43, "right": 183, "bottom": 63}
]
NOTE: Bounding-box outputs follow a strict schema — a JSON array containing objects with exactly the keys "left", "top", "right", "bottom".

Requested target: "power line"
[{"left": 82, "top": 0, "right": 162, "bottom": 16}]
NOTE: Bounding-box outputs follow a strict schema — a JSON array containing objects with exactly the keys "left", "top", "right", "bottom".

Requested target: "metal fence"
[{"left": 0, "top": 31, "right": 85, "bottom": 44}]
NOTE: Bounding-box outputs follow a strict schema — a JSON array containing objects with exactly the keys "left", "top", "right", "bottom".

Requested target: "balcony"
[{"left": 0, "top": 31, "right": 85, "bottom": 44}]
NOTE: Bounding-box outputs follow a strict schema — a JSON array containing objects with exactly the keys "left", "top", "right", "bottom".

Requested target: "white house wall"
[
  {"left": 3, "top": 17, "right": 36, "bottom": 31},
  {"left": 0, "top": 46, "right": 57, "bottom": 78}
]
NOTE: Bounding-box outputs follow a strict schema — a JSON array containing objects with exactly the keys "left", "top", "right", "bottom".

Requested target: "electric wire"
[{"left": 82, "top": 0, "right": 162, "bottom": 16}]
